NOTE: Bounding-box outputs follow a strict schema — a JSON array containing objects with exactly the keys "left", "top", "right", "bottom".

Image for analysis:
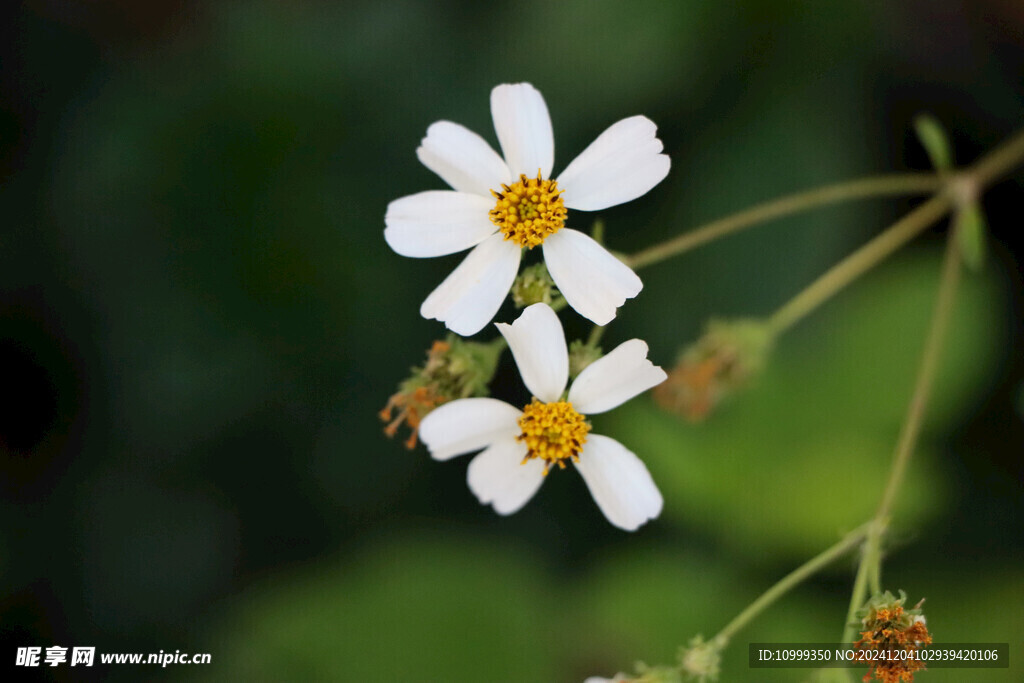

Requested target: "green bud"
[
  {"left": 677, "top": 636, "right": 721, "bottom": 682},
  {"left": 569, "top": 339, "right": 604, "bottom": 378},
  {"left": 511, "top": 263, "right": 560, "bottom": 308}
]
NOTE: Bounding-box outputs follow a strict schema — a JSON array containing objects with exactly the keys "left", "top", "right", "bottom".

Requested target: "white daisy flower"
[
  {"left": 385, "top": 82, "right": 671, "bottom": 336},
  {"left": 417, "top": 303, "right": 667, "bottom": 531}
]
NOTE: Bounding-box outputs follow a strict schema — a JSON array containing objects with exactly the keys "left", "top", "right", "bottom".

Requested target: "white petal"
[
  {"left": 542, "top": 229, "right": 642, "bottom": 326},
  {"left": 557, "top": 115, "right": 670, "bottom": 211},
  {"left": 467, "top": 437, "right": 546, "bottom": 515},
  {"left": 384, "top": 191, "right": 496, "bottom": 257},
  {"left": 494, "top": 303, "right": 568, "bottom": 403},
  {"left": 575, "top": 434, "right": 662, "bottom": 531},
  {"left": 490, "top": 83, "right": 554, "bottom": 179},
  {"left": 416, "top": 121, "right": 512, "bottom": 196},
  {"left": 418, "top": 398, "right": 522, "bottom": 461},
  {"left": 568, "top": 339, "right": 667, "bottom": 414},
  {"left": 420, "top": 233, "right": 521, "bottom": 336}
]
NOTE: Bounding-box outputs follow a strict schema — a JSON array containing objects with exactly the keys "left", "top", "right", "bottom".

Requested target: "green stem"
[
  {"left": 841, "top": 223, "right": 963, "bottom": 644},
  {"left": 712, "top": 522, "right": 872, "bottom": 647},
  {"left": 766, "top": 194, "right": 953, "bottom": 335},
  {"left": 875, "top": 224, "right": 963, "bottom": 530},
  {"left": 966, "top": 128, "right": 1024, "bottom": 187},
  {"left": 585, "top": 323, "right": 606, "bottom": 349},
  {"left": 625, "top": 174, "right": 942, "bottom": 270},
  {"left": 841, "top": 535, "right": 875, "bottom": 645},
  {"left": 867, "top": 547, "right": 882, "bottom": 595},
  {"left": 766, "top": 127, "right": 1024, "bottom": 336}
]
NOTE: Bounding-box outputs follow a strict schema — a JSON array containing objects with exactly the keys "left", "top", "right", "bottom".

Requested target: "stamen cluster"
[
  {"left": 516, "top": 398, "right": 590, "bottom": 472},
  {"left": 490, "top": 173, "right": 567, "bottom": 248}
]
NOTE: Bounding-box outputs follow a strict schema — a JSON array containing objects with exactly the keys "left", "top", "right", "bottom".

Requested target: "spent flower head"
[
  {"left": 417, "top": 303, "right": 667, "bottom": 530},
  {"left": 380, "top": 335, "right": 502, "bottom": 448},
  {"left": 384, "top": 82, "right": 670, "bottom": 335},
  {"left": 854, "top": 590, "right": 931, "bottom": 683},
  {"left": 653, "top": 318, "right": 773, "bottom": 421}
]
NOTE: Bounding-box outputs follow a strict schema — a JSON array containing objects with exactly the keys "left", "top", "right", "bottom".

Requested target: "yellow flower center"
[
  {"left": 516, "top": 398, "right": 590, "bottom": 473},
  {"left": 490, "top": 172, "right": 567, "bottom": 248}
]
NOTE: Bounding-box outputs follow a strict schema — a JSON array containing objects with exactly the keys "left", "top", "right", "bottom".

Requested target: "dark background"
[{"left": 1, "top": 1, "right": 1022, "bottom": 681}]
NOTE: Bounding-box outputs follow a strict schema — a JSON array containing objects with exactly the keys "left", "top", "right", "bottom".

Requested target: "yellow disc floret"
[
  {"left": 490, "top": 172, "right": 567, "bottom": 248},
  {"left": 517, "top": 398, "right": 591, "bottom": 473}
]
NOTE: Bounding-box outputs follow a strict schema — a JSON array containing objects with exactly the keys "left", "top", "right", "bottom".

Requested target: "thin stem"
[
  {"left": 762, "top": 127, "right": 1024, "bottom": 335},
  {"left": 879, "top": 226, "right": 962, "bottom": 524},
  {"left": 867, "top": 547, "right": 882, "bottom": 595},
  {"left": 967, "top": 128, "right": 1024, "bottom": 187},
  {"left": 585, "top": 323, "right": 606, "bottom": 349},
  {"left": 841, "top": 226, "right": 963, "bottom": 643},
  {"left": 625, "top": 174, "right": 942, "bottom": 270},
  {"left": 713, "top": 522, "right": 872, "bottom": 646},
  {"left": 841, "top": 536, "right": 875, "bottom": 644},
  {"left": 766, "top": 194, "right": 953, "bottom": 335}
]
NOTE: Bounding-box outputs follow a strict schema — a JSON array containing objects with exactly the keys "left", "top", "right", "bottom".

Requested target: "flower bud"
[
  {"left": 569, "top": 339, "right": 604, "bottom": 378},
  {"left": 511, "top": 263, "right": 560, "bottom": 308},
  {"left": 678, "top": 635, "right": 721, "bottom": 681}
]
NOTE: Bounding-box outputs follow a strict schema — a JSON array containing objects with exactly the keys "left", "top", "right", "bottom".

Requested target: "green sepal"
[
  {"left": 913, "top": 113, "right": 953, "bottom": 171},
  {"left": 954, "top": 201, "right": 987, "bottom": 271}
]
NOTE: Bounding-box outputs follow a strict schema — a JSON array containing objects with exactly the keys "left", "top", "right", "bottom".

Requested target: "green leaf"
[{"left": 913, "top": 114, "right": 954, "bottom": 171}]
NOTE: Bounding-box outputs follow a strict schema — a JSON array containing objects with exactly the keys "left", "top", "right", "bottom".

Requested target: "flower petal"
[
  {"left": 494, "top": 303, "right": 568, "bottom": 403},
  {"left": 418, "top": 398, "right": 522, "bottom": 461},
  {"left": 467, "top": 437, "right": 545, "bottom": 515},
  {"left": 568, "top": 339, "right": 667, "bottom": 414},
  {"left": 384, "top": 191, "right": 496, "bottom": 257},
  {"left": 416, "top": 121, "right": 512, "bottom": 196},
  {"left": 575, "top": 434, "right": 662, "bottom": 531},
  {"left": 542, "top": 229, "right": 642, "bottom": 326},
  {"left": 557, "top": 115, "right": 670, "bottom": 211},
  {"left": 490, "top": 83, "right": 554, "bottom": 179},
  {"left": 420, "top": 232, "right": 521, "bottom": 336}
]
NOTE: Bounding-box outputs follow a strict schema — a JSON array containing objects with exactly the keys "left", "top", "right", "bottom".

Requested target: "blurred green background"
[{"left": 1, "top": 1, "right": 1022, "bottom": 681}]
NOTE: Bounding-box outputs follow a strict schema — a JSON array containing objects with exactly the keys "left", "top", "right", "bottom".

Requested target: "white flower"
[
  {"left": 417, "top": 303, "right": 666, "bottom": 531},
  {"left": 385, "top": 82, "right": 670, "bottom": 336}
]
